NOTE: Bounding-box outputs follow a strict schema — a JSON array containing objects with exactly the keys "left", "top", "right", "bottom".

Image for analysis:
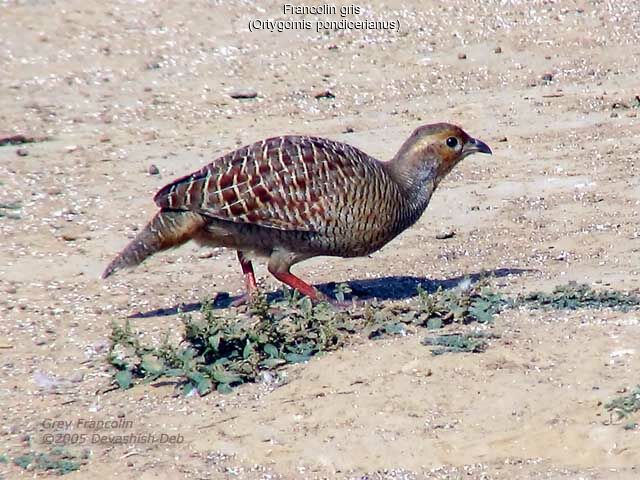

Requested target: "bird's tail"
[{"left": 102, "top": 210, "right": 205, "bottom": 279}]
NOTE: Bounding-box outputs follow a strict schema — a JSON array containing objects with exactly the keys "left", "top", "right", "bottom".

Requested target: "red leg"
[
  {"left": 237, "top": 251, "right": 257, "bottom": 294},
  {"left": 270, "top": 270, "right": 320, "bottom": 300}
]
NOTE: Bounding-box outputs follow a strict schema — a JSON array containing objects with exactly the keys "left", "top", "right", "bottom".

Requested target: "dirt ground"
[{"left": 1, "top": 0, "right": 639, "bottom": 478}]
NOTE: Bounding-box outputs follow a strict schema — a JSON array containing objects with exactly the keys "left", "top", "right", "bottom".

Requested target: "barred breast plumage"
[{"left": 103, "top": 123, "right": 492, "bottom": 302}]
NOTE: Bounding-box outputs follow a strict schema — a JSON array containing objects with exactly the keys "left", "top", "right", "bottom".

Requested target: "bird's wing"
[{"left": 153, "top": 136, "right": 370, "bottom": 232}]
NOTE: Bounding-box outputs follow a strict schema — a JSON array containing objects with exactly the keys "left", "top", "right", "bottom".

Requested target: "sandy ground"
[{"left": 1, "top": 0, "right": 639, "bottom": 478}]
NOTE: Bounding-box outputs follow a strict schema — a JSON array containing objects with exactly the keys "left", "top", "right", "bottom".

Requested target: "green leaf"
[
  {"left": 140, "top": 357, "right": 164, "bottom": 377},
  {"left": 187, "top": 372, "right": 212, "bottom": 395},
  {"left": 426, "top": 317, "right": 443, "bottom": 330},
  {"left": 384, "top": 322, "right": 405, "bottom": 335},
  {"left": 182, "top": 382, "right": 196, "bottom": 396},
  {"left": 260, "top": 358, "right": 286, "bottom": 368},
  {"left": 115, "top": 370, "right": 133, "bottom": 389},
  {"left": 14, "top": 454, "right": 34, "bottom": 469},
  {"left": 208, "top": 334, "right": 221, "bottom": 351},
  {"left": 300, "top": 297, "right": 313, "bottom": 315},
  {"left": 217, "top": 383, "right": 233, "bottom": 394},
  {"left": 284, "top": 353, "right": 311, "bottom": 363},
  {"left": 107, "top": 353, "right": 128, "bottom": 370},
  {"left": 164, "top": 368, "right": 185, "bottom": 377},
  {"left": 243, "top": 340, "right": 254, "bottom": 360},
  {"left": 401, "top": 311, "right": 418, "bottom": 323},
  {"left": 469, "top": 305, "right": 494, "bottom": 323},
  {"left": 212, "top": 370, "right": 243, "bottom": 384},
  {"left": 334, "top": 283, "right": 352, "bottom": 303},
  {"left": 263, "top": 343, "right": 279, "bottom": 358},
  {"left": 178, "top": 348, "right": 195, "bottom": 362}
]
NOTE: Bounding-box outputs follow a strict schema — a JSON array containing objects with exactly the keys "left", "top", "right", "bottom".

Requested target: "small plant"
[
  {"left": 13, "top": 447, "right": 84, "bottom": 475},
  {"left": 605, "top": 386, "right": 640, "bottom": 422},
  {"left": 421, "top": 331, "right": 497, "bottom": 355},
  {"left": 0, "top": 201, "right": 21, "bottom": 220},
  {"left": 334, "top": 283, "right": 353, "bottom": 303},
  {"left": 416, "top": 283, "right": 506, "bottom": 327},
  {"left": 361, "top": 283, "right": 505, "bottom": 339},
  {"left": 109, "top": 291, "right": 345, "bottom": 395},
  {"left": 517, "top": 282, "right": 640, "bottom": 312},
  {"left": 107, "top": 281, "right": 640, "bottom": 395}
]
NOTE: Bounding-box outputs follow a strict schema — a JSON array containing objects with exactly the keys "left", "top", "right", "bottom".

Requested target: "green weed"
[
  {"left": 0, "top": 201, "right": 21, "bottom": 220},
  {"left": 605, "top": 386, "right": 640, "bottom": 422},
  {"left": 13, "top": 447, "right": 84, "bottom": 475},
  {"left": 107, "top": 282, "right": 640, "bottom": 395},
  {"left": 109, "top": 291, "right": 345, "bottom": 395},
  {"left": 421, "top": 331, "right": 498, "bottom": 355},
  {"left": 517, "top": 282, "right": 640, "bottom": 311}
]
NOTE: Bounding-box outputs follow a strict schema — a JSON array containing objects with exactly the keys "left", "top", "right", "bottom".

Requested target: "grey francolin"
[{"left": 102, "top": 123, "right": 491, "bottom": 301}]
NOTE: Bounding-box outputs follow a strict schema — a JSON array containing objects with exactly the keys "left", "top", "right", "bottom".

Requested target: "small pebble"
[
  {"left": 494, "top": 46, "right": 502, "bottom": 53},
  {"left": 69, "top": 371, "right": 85, "bottom": 383},
  {"left": 436, "top": 231, "right": 455, "bottom": 240},
  {"left": 148, "top": 164, "right": 160, "bottom": 175},
  {"left": 541, "top": 73, "right": 553, "bottom": 82},
  {"left": 314, "top": 90, "right": 335, "bottom": 99},
  {"left": 457, "top": 53, "right": 467, "bottom": 59},
  {"left": 16, "top": 148, "right": 28, "bottom": 156},
  {"left": 498, "top": 137, "right": 508, "bottom": 142},
  {"left": 229, "top": 88, "right": 258, "bottom": 99}
]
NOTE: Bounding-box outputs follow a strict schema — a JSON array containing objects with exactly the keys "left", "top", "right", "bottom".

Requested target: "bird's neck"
[{"left": 384, "top": 153, "right": 438, "bottom": 213}]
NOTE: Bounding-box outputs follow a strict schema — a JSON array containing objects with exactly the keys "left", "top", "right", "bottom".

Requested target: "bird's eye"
[{"left": 446, "top": 137, "right": 459, "bottom": 149}]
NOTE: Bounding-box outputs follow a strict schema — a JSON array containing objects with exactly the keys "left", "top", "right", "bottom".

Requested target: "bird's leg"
[
  {"left": 237, "top": 251, "right": 257, "bottom": 293},
  {"left": 269, "top": 270, "right": 321, "bottom": 300},
  {"left": 231, "top": 251, "right": 258, "bottom": 307},
  {"left": 267, "top": 252, "right": 326, "bottom": 302}
]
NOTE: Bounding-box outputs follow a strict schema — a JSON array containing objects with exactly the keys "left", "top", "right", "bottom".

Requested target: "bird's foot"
[
  {"left": 229, "top": 294, "right": 250, "bottom": 308},
  {"left": 229, "top": 292, "right": 263, "bottom": 308},
  {"left": 325, "top": 296, "right": 365, "bottom": 310}
]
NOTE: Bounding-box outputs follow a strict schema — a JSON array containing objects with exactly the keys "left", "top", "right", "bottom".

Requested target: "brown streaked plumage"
[{"left": 102, "top": 123, "right": 491, "bottom": 301}]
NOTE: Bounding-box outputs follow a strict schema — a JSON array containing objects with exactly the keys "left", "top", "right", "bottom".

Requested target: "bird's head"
[{"left": 390, "top": 123, "right": 492, "bottom": 194}]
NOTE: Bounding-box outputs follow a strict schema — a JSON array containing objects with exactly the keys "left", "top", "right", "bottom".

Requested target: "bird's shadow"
[{"left": 128, "top": 267, "right": 534, "bottom": 319}]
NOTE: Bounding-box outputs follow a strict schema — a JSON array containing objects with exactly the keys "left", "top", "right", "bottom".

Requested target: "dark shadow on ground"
[{"left": 128, "top": 267, "right": 534, "bottom": 319}]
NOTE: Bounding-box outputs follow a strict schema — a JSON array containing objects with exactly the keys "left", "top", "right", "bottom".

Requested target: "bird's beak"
[{"left": 464, "top": 137, "right": 492, "bottom": 155}]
